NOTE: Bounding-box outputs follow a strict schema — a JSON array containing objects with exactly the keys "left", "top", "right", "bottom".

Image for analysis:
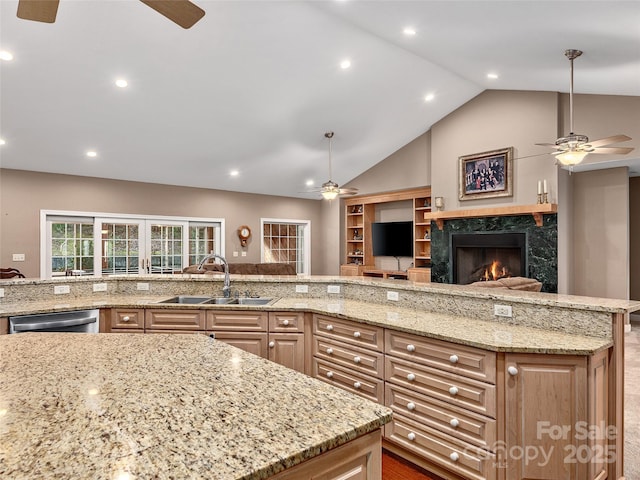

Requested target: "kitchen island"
[{"left": 0, "top": 332, "right": 391, "bottom": 479}]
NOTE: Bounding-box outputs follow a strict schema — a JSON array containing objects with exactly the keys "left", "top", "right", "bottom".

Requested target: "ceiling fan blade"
[
  {"left": 535, "top": 143, "right": 561, "bottom": 149},
  {"left": 514, "top": 152, "right": 553, "bottom": 161},
  {"left": 590, "top": 146, "right": 635, "bottom": 155},
  {"left": 586, "top": 134, "right": 632, "bottom": 148},
  {"left": 17, "top": 0, "right": 59, "bottom": 23},
  {"left": 338, "top": 188, "right": 359, "bottom": 195},
  {"left": 139, "top": 0, "right": 205, "bottom": 29}
]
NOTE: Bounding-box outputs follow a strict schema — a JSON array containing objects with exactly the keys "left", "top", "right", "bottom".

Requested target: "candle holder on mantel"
[
  {"left": 537, "top": 193, "right": 543, "bottom": 204},
  {"left": 543, "top": 193, "right": 549, "bottom": 204}
]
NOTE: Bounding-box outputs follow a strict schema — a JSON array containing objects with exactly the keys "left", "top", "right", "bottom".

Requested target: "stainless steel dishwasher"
[{"left": 9, "top": 309, "right": 100, "bottom": 334}]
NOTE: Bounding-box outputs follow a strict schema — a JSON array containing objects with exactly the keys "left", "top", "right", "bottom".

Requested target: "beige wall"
[
  {"left": 0, "top": 169, "right": 329, "bottom": 277},
  {"left": 631, "top": 177, "right": 640, "bottom": 301},
  {"left": 572, "top": 167, "right": 629, "bottom": 299}
]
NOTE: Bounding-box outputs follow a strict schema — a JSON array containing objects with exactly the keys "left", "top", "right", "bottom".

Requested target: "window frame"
[{"left": 260, "top": 218, "right": 311, "bottom": 275}]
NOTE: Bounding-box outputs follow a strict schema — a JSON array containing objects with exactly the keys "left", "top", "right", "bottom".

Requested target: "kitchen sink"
[
  {"left": 156, "top": 296, "right": 273, "bottom": 306},
  {"left": 157, "top": 296, "right": 214, "bottom": 304}
]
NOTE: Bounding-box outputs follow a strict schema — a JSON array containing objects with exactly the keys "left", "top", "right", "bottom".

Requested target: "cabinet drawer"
[
  {"left": 386, "top": 356, "right": 496, "bottom": 418},
  {"left": 111, "top": 308, "right": 145, "bottom": 329},
  {"left": 385, "top": 414, "right": 496, "bottom": 480},
  {"left": 312, "top": 357, "right": 384, "bottom": 404},
  {"left": 385, "top": 330, "right": 496, "bottom": 384},
  {"left": 313, "top": 314, "right": 384, "bottom": 352},
  {"left": 110, "top": 328, "right": 144, "bottom": 334},
  {"left": 313, "top": 336, "right": 384, "bottom": 379},
  {"left": 144, "top": 309, "right": 205, "bottom": 330},
  {"left": 269, "top": 311, "right": 305, "bottom": 333},
  {"left": 385, "top": 383, "right": 496, "bottom": 451},
  {"left": 206, "top": 310, "right": 268, "bottom": 331}
]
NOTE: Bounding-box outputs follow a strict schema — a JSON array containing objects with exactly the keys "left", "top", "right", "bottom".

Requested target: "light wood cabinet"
[
  {"left": 110, "top": 308, "right": 145, "bottom": 331},
  {"left": 341, "top": 187, "right": 431, "bottom": 276},
  {"left": 211, "top": 331, "right": 269, "bottom": 357},
  {"left": 270, "top": 429, "right": 381, "bottom": 480},
  {"left": 145, "top": 309, "right": 206, "bottom": 330}
]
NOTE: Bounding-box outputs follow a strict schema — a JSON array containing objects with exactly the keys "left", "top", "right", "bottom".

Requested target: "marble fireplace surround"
[{"left": 427, "top": 204, "right": 558, "bottom": 293}]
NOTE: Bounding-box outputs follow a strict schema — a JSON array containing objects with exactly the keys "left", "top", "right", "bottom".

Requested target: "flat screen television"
[{"left": 371, "top": 221, "right": 413, "bottom": 257}]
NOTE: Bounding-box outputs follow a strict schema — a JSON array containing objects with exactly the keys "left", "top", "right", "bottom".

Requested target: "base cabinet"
[{"left": 270, "top": 429, "right": 381, "bottom": 480}]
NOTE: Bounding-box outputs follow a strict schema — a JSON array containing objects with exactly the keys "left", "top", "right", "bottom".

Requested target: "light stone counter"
[{"left": 0, "top": 333, "right": 391, "bottom": 479}]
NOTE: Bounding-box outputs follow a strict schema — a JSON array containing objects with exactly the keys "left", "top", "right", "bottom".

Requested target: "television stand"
[{"left": 361, "top": 269, "right": 408, "bottom": 280}]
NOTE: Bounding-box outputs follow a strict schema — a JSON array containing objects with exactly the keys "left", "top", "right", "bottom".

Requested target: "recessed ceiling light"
[
  {"left": 340, "top": 59, "right": 351, "bottom": 69},
  {"left": 306, "top": 180, "right": 314, "bottom": 187},
  {"left": 424, "top": 93, "right": 435, "bottom": 102},
  {"left": 86, "top": 150, "right": 97, "bottom": 158},
  {"left": 230, "top": 170, "right": 239, "bottom": 177},
  {"left": 0, "top": 51, "right": 13, "bottom": 61},
  {"left": 115, "top": 78, "right": 128, "bottom": 88},
  {"left": 487, "top": 73, "right": 499, "bottom": 79},
  {"left": 0, "top": 138, "right": 5, "bottom": 145},
  {"left": 403, "top": 27, "right": 416, "bottom": 36}
]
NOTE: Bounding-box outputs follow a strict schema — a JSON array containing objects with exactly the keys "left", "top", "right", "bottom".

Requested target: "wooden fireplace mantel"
[{"left": 425, "top": 203, "right": 558, "bottom": 230}]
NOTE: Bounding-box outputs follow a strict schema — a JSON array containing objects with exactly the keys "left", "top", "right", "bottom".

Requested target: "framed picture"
[{"left": 459, "top": 146, "right": 514, "bottom": 201}]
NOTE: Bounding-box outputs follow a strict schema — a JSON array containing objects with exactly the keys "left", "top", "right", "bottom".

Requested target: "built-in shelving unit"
[{"left": 341, "top": 187, "right": 431, "bottom": 282}]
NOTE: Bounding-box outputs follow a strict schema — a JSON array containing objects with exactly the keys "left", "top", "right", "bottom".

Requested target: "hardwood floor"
[{"left": 382, "top": 450, "right": 441, "bottom": 480}]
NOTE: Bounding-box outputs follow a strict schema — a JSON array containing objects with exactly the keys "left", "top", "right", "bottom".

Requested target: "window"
[
  {"left": 42, "top": 211, "right": 223, "bottom": 278},
  {"left": 261, "top": 219, "right": 310, "bottom": 274}
]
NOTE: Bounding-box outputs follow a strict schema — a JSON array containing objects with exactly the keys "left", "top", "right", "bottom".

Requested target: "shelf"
[
  {"left": 415, "top": 239, "right": 431, "bottom": 242},
  {"left": 426, "top": 203, "right": 558, "bottom": 230}
]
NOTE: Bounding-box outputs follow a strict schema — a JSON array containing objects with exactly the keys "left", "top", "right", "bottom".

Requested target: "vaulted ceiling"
[{"left": 1, "top": 1, "right": 639, "bottom": 198}]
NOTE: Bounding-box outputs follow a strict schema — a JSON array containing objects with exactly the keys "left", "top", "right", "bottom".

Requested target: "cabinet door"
[
  {"left": 268, "top": 333, "right": 305, "bottom": 373},
  {"left": 210, "top": 331, "right": 268, "bottom": 358},
  {"left": 145, "top": 309, "right": 205, "bottom": 330},
  {"left": 504, "top": 353, "right": 587, "bottom": 480}
]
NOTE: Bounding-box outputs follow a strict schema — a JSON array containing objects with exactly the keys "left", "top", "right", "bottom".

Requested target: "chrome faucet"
[{"left": 197, "top": 253, "right": 231, "bottom": 298}]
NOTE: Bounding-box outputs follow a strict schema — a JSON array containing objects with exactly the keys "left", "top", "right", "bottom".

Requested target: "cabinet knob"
[
  {"left": 326, "top": 325, "right": 334, "bottom": 331},
  {"left": 282, "top": 319, "right": 290, "bottom": 326},
  {"left": 406, "top": 344, "right": 416, "bottom": 352},
  {"left": 508, "top": 366, "right": 519, "bottom": 376},
  {"left": 450, "top": 418, "right": 460, "bottom": 428},
  {"left": 407, "top": 432, "right": 416, "bottom": 441},
  {"left": 407, "top": 402, "right": 416, "bottom": 411},
  {"left": 269, "top": 341, "right": 275, "bottom": 348},
  {"left": 448, "top": 386, "right": 459, "bottom": 396},
  {"left": 353, "top": 331, "right": 361, "bottom": 338},
  {"left": 450, "top": 452, "right": 460, "bottom": 462},
  {"left": 326, "top": 371, "right": 334, "bottom": 379},
  {"left": 449, "top": 354, "right": 459, "bottom": 364},
  {"left": 353, "top": 356, "right": 361, "bottom": 364},
  {"left": 407, "top": 373, "right": 416, "bottom": 381},
  {"left": 122, "top": 316, "right": 130, "bottom": 322},
  {"left": 353, "top": 381, "right": 361, "bottom": 389},
  {"left": 326, "top": 348, "right": 333, "bottom": 355}
]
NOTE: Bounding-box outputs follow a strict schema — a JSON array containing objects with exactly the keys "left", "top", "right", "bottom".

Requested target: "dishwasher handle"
[{"left": 12, "top": 316, "right": 97, "bottom": 332}]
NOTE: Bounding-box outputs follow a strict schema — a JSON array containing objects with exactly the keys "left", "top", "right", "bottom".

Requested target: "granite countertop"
[
  {"left": 0, "top": 295, "right": 612, "bottom": 354},
  {"left": 0, "top": 333, "right": 391, "bottom": 480}
]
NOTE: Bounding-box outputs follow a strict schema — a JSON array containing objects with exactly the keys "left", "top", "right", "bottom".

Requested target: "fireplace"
[{"left": 451, "top": 232, "right": 526, "bottom": 285}]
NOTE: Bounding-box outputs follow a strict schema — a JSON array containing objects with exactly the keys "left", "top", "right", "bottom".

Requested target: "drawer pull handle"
[
  {"left": 450, "top": 452, "right": 460, "bottom": 462},
  {"left": 407, "top": 432, "right": 416, "bottom": 441},
  {"left": 406, "top": 344, "right": 416, "bottom": 352},
  {"left": 407, "top": 402, "right": 416, "bottom": 411},
  {"left": 269, "top": 341, "right": 275, "bottom": 348},
  {"left": 450, "top": 418, "right": 460, "bottom": 428},
  {"left": 508, "top": 366, "right": 519, "bottom": 376},
  {"left": 353, "top": 381, "right": 361, "bottom": 389},
  {"left": 122, "top": 316, "right": 130, "bottom": 322},
  {"left": 407, "top": 373, "right": 416, "bottom": 381},
  {"left": 353, "top": 356, "right": 361, "bottom": 364},
  {"left": 326, "top": 348, "right": 334, "bottom": 355},
  {"left": 353, "top": 331, "right": 361, "bottom": 338},
  {"left": 449, "top": 386, "right": 459, "bottom": 396},
  {"left": 449, "top": 354, "right": 459, "bottom": 364},
  {"left": 282, "top": 319, "right": 290, "bottom": 326},
  {"left": 326, "top": 371, "right": 334, "bottom": 379},
  {"left": 326, "top": 325, "right": 334, "bottom": 331}
]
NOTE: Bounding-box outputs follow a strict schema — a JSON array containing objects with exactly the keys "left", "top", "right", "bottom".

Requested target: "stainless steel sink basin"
[
  {"left": 157, "top": 296, "right": 214, "bottom": 304},
  {"left": 202, "top": 297, "right": 236, "bottom": 305},
  {"left": 232, "top": 298, "right": 273, "bottom": 305}
]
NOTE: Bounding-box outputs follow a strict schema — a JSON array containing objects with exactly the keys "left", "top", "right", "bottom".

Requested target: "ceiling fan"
[
  {"left": 534, "top": 49, "right": 634, "bottom": 167},
  {"left": 310, "top": 132, "right": 358, "bottom": 200},
  {"left": 16, "top": 0, "right": 205, "bottom": 29}
]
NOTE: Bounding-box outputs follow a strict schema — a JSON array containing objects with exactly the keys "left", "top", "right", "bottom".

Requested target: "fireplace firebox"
[{"left": 451, "top": 232, "right": 526, "bottom": 285}]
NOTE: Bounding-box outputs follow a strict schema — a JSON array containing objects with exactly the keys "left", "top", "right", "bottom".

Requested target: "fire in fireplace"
[{"left": 451, "top": 232, "right": 527, "bottom": 285}]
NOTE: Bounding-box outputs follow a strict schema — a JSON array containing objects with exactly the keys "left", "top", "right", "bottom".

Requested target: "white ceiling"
[{"left": 1, "top": 0, "right": 639, "bottom": 199}]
